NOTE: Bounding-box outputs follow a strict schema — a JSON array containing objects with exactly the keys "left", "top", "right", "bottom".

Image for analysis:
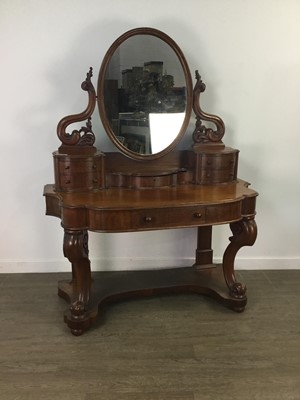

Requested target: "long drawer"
[{"left": 84, "top": 201, "right": 242, "bottom": 232}]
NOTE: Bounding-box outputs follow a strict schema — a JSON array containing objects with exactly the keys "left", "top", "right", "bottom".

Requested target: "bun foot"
[{"left": 71, "top": 329, "right": 84, "bottom": 336}]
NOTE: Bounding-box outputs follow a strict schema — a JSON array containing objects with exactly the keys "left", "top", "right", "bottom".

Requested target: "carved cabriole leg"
[
  {"left": 63, "top": 229, "right": 91, "bottom": 335},
  {"left": 222, "top": 217, "right": 257, "bottom": 309}
]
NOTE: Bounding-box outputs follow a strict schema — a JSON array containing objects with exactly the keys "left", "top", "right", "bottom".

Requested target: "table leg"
[
  {"left": 222, "top": 217, "right": 257, "bottom": 308},
  {"left": 193, "top": 226, "right": 213, "bottom": 267},
  {"left": 63, "top": 229, "right": 91, "bottom": 335}
]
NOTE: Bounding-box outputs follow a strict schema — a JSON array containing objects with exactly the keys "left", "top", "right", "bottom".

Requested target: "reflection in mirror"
[{"left": 102, "top": 34, "right": 188, "bottom": 155}]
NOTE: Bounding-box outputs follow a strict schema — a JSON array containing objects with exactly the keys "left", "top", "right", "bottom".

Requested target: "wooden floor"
[{"left": 0, "top": 270, "right": 300, "bottom": 399}]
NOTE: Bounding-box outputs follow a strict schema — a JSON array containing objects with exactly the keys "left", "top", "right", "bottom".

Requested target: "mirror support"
[
  {"left": 57, "top": 67, "right": 97, "bottom": 155},
  {"left": 54, "top": 68, "right": 105, "bottom": 192},
  {"left": 192, "top": 70, "right": 225, "bottom": 151}
]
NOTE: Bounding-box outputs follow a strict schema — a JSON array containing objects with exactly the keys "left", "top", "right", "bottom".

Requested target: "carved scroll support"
[
  {"left": 57, "top": 67, "right": 97, "bottom": 152},
  {"left": 222, "top": 217, "right": 257, "bottom": 307},
  {"left": 192, "top": 70, "right": 225, "bottom": 150},
  {"left": 63, "top": 229, "right": 92, "bottom": 335}
]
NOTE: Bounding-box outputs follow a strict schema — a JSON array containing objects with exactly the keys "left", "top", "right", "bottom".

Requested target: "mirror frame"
[{"left": 97, "top": 27, "right": 193, "bottom": 160}]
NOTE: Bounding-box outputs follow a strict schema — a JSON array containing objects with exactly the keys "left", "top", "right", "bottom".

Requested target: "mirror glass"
[{"left": 98, "top": 28, "right": 192, "bottom": 159}]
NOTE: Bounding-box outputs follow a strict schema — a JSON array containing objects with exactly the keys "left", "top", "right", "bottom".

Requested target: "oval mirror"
[{"left": 97, "top": 27, "right": 193, "bottom": 160}]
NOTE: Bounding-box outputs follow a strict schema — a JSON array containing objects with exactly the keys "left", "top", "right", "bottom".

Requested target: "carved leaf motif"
[
  {"left": 192, "top": 70, "right": 225, "bottom": 145},
  {"left": 230, "top": 282, "right": 247, "bottom": 299},
  {"left": 57, "top": 68, "right": 96, "bottom": 146}
]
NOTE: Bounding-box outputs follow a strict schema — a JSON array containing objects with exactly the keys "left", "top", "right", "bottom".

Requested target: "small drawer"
[
  {"left": 58, "top": 159, "right": 95, "bottom": 174},
  {"left": 58, "top": 172, "right": 98, "bottom": 190},
  {"left": 198, "top": 169, "right": 235, "bottom": 184},
  {"left": 202, "top": 153, "right": 236, "bottom": 169}
]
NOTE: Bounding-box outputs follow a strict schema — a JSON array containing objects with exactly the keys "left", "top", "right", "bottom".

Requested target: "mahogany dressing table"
[{"left": 44, "top": 28, "right": 258, "bottom": 335}]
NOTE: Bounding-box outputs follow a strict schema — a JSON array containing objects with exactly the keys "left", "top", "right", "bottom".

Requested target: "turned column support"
[
  {"left": 222, "top": 217, "right": 257, "bottom": 302},
  {"left": 193, "top": 226, "right": 213, "bottom": 268},
  {"left": 63, "top": 229, "right": 91, "bottom": 335}
]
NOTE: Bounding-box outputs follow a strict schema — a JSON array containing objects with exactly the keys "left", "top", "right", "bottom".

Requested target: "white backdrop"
[{"left": 1, "top": 0, "right": 300, "bottom": 272}]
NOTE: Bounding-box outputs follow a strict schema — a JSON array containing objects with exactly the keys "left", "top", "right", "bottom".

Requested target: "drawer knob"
[
  {"left": 65, "top": 179, "right": 71, "bottom": 184},
  {"left": 144, "top": 216, "right": 152, "bottom": 222},
  {"left": 193, "top": 212, "right": 202, "bottom": 219}
]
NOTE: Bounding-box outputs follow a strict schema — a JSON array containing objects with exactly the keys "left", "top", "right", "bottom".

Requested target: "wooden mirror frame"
[{"left": 97, "top": 27, "right": 193, "bottom": 160}]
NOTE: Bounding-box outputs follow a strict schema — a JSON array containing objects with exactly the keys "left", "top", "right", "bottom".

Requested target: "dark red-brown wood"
[
  {"left": 44, "top": 28, "right": 258, "bottom": 335},
  {"left": 44, "top": 179, "right": 257, "bottom": 335}
]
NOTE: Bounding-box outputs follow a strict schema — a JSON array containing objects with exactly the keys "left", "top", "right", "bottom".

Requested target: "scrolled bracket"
[
  {"left": 63, "top": 229, "right": 91, "bottom": 312},
  {"left": 192, "top": 70, "right": 225, "bottom": 146},
  {"left": 57, "top": 67, "right": 96, "bottom": 147},
  {"left": 223, "top": 217, "right": 257, "bottom": 300}
]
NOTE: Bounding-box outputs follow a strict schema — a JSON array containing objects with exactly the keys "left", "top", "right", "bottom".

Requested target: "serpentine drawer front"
[
  {"left": 64, "top": 201, "right": 243, "bottom": 232},
  {"left": 87, "top": 206, "right": 207, "bottom": 231},
  {"left": 135, "top": 202, "right": 242, "bottom": 230}
]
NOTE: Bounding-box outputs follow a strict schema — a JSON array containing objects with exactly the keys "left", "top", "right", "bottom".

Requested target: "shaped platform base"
[{"left": 58, "top": 264, "right": 247, "bottom": 335}]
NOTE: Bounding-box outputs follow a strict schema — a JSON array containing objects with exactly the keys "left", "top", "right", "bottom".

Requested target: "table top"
[
  {"left": 44, "top": 180, "right": 257, "bottom": 210},
  {"left": 44, "top": 180, "right": 257, "bottom": 232}
]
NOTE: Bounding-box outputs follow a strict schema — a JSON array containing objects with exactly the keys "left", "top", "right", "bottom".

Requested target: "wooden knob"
[
  {"left": 144, "top": 216, "right": 152, "bottom": 222},
  {"left": 193, "top": 212, "right": 202, "bottom": 218}
]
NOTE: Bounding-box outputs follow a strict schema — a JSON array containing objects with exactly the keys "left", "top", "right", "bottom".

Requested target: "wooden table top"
[{"left": 44, "top": 180, "right": 257, "bottom": 211}]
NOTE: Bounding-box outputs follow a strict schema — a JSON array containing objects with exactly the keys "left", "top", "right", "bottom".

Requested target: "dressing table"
[{"left": 44, "top": 28, "right": 258, "bottom": 335}]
